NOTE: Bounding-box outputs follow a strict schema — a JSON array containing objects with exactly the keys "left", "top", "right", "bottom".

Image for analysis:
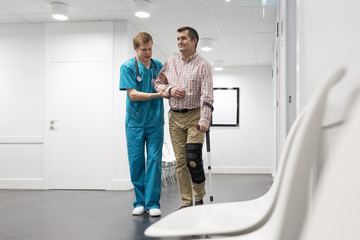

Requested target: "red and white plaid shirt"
[{"left": 153, "top": 52, "right": 214, "bottom": 126}]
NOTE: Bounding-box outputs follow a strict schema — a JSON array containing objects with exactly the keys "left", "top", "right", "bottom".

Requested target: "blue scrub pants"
[{"left": 126, "top": 125, "right": 163, "bottom": 210}]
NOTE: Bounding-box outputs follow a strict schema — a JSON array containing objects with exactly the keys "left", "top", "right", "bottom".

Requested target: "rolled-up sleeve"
[
  {"left": 153, "top": 60, "right": 171, "bottom": 94},
  {"left": 199, "top": 62, "right": 214, "bottom": 126}
]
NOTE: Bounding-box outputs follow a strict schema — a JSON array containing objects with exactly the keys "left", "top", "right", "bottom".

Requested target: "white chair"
[
  {"left": 299, "top": 93, "right": 360, "bottom": 240},
  {"left": 147, "top": 107, "right": 306, "bottom": 237},
  {"left": 145, "top": 68, "right": 346, "bottom": 239},
  {"left": 161, "top": 141, "right": 176, "bottom": 186}
]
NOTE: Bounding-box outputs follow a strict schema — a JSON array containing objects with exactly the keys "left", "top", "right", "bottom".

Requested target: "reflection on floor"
[{"left": 0, "top": 174, "right": 272, "bottom": 240}]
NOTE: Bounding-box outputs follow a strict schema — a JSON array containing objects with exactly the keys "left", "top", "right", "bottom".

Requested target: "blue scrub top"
[{"left": 120, "top": 58, "right": 164, "bottom": 128}]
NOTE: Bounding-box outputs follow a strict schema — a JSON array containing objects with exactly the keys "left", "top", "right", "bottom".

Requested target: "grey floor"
[{"left": 0, "top": 174, "right": 272, "bottom": 240}]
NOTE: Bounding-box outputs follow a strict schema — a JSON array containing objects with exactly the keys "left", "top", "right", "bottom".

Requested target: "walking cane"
[
  {"left": 198, "top": 102, "right": 214, "bottom": 202},
  {"left": 197, "top": 125, "right": 214, "bottom": 202},
  {"left": 205, "top": 127, "right": 214, "bottom": 202}
]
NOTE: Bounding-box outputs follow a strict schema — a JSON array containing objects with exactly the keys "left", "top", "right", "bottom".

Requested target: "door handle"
[{"left": 50, "top": 120, "right": 58, "bottom": 130}]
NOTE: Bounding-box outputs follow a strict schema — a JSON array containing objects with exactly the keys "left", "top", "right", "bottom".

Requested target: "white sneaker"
[
  {"left": 149, "top": 208, "right": 161, "bottom": 217},
  {"left": 132, "top": 206, "right": 145, "bottom": 216}
]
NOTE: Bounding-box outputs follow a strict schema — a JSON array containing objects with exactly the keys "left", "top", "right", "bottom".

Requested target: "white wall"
[
  {"left": 113, "top": 21, "right": 140, "bottom": 190},
  {"left": 285, "top": 0, "right": 297, "bottom": 131},
  {"left": 210, "top": 66, "right": 274, "bottom": 173},
  {"left": 0, "top": 21, "right": 132, "bottom": 189},
  {"left": 297, "top": 1, "right": 360, "bottom": 182},
  {"left": 0, "top": 24, "right": 45, "bottom": 136},
  {"left": 273, "top": 0, "right": 297, "bottom": 174},
  {"left": 0, "top": 21, "right": 275, "bottom": 190},
  {"left": 0, "top": 24, "right": 45, "bottom": 188},
  {"left": 277, "top": 0, "right": 288, "bottom": 164},
  {"left": 297, "top": 0, "right": 360, "bottom": 111}
]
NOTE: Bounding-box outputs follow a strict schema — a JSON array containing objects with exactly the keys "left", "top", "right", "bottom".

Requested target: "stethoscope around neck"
[{"left": 134, "top": 57, "right": 157, "bottom": 82}]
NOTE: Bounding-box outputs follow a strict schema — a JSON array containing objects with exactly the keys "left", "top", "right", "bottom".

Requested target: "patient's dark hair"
[{"left": 177, "top": 26, "right": 199, "bottom": 49}]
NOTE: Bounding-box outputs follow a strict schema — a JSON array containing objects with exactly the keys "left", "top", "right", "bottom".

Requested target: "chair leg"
[{"left": 161, "top": 162, "right": 167, "bottom": 186}]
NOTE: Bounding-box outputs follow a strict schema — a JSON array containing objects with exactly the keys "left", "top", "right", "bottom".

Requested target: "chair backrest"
[
  {"left": 323, "top": 59, "right": 360, "bottom": 127},
  {"left": 162, "top": 141, "right": 176, "bottom": 162},
  {"left": 270, "top": 68, "right": 346, "bottom": 240},
  {"left": 299, "top": 92, "right": 360, "bottom": 240},
  {"left": 229, "top": 68, "right": 346, "bottom": 239},
  {"left": 235, "top": 69, "right": 345, "bottom": 236},
  {"left": 252, "top": 104, "right": 308, "bottom": 224}
]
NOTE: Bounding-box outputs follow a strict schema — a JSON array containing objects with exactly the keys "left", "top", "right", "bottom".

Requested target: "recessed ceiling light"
[
  {"left": 200, "top": 38, "right": 213, "bottom": 52},
  {"left": 214, "top": 61, "right": 224, "bottom": 71},
  {"left": 51, "top": 2, "right": 69, "bottom": 21},
  {"left": 134, "top": 0, "right": 151, "bottom": 18}
]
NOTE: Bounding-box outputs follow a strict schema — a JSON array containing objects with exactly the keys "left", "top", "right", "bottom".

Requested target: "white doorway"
[{"left": 46, "top": 61, "right": 108, "bottom": 189}]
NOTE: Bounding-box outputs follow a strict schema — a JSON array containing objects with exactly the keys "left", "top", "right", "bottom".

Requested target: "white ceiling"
[{"left": 0, "top": 0, "right": 277, "bottom": 67}]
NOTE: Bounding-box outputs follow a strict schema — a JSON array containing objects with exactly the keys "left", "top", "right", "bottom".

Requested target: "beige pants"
[{"left": 168, "top": 108, "right": 206, "bottom": 206}]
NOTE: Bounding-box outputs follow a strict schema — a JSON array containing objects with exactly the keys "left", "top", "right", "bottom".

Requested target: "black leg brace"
[{"left": 186, "top": 143, "right": 206, "bottom": 184}]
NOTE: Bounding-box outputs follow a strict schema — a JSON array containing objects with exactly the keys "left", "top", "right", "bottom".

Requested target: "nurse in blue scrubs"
[{"left": 120, "top": 32, "right": 167, "bottom": 217}]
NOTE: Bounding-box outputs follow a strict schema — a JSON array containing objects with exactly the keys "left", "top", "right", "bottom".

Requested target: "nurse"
[{"left": 120, "top": 32, "right": 167, "bottom": 217}]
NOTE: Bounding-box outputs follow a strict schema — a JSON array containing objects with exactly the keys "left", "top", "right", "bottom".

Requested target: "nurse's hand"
[
  {"left": 170, "top": 87, "right": 186, "bottom": 99},
  {"left": 159, "top": 88, "right": 169, "bottom": 99}
]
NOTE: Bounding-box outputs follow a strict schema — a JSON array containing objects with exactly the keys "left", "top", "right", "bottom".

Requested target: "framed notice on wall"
[{"left": 211, "top": 88, "right": 239, "bottom": 127}]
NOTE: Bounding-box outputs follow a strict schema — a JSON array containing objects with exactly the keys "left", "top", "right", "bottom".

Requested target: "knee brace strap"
[{"left": 186, "top": 143, "right": 205, "bottom": 184}]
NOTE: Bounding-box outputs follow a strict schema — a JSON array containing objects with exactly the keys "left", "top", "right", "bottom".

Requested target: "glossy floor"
[{"left": 0, "top": 174, "right": 272, "bottom": 240}]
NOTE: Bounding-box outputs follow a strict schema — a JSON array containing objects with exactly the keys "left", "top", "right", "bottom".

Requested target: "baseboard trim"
[
  {"left": 0, "top": 172, "right": 271, "bottom": 190},
  {"left": 0, "top": 178, "right": 46, "bottom": 189},
  {"left": 0, "top": 136, "right": 44, "bottom": 144},
  {"left": 111, "top": 179, "right": 133, "bottom": 190},
  {"left": 205, "top": 167, "right": 272, "bottom": 174}
]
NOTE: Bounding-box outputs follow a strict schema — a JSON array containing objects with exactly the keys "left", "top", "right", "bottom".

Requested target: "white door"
[{"left": 47, "top": 61, "right": 107, "bottom": 189}]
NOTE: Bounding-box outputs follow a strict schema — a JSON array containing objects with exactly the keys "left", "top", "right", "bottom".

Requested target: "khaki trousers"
[{"left": 168, "top": 108, "right": 206, "bottom": 206}]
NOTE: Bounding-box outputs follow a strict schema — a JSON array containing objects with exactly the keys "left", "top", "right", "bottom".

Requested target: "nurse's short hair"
[{"left": 133, "top": 32, "right": 153, "bottom": 48}]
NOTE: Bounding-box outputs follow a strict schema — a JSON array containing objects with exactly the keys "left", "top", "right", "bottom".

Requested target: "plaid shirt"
[{"left": 153, "top": 52, "right": 214, "bottom": 126}]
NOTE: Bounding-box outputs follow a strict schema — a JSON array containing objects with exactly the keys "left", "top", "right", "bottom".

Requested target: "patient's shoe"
[
  {"left": 195, "top": 199, "right": 203, "bottom": 206},
  {"left": 149, "top": 208, "right": 161, "bottom": 217},
  {"left": 178, "top": 204, "right": 192, "bottom": 210},
  {"left": 132, "top": 206, "right": 146, "bottom": 216}
]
